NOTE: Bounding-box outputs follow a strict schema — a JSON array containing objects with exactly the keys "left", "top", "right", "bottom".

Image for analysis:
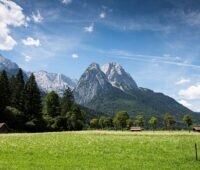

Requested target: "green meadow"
[{"left": 0, "top": 131, "right": 200, "bottom": 170}]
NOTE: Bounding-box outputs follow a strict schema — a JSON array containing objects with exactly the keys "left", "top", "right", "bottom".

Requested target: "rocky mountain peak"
[
  {"left": 74, "top": 63, "right": 112, "bottom": 104},
  {"left": 102, "top": 62, "right": 138, "bottom": 92}
]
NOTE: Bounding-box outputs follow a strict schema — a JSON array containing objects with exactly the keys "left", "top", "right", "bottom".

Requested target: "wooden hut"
[
  {"left": 193, "top": 127, "right": 200, "bottom": 132},
  {"left": 0, "top": 123, "right": 9, "bottom": 133},
  {"left": 130, "top": 127, "right": 143, "bottom": 132}
]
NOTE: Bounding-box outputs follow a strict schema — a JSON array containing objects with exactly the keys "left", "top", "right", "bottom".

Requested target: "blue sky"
[{"left": 1, "top": 0, "right": 200, "bottom": 111}]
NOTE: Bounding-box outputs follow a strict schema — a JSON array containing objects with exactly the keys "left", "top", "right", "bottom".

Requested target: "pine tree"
[
  {"left": 11, "top": 69, "right": 25, "bottom": 112},
  {"left": 24, "top": 73, "right": 43, "bottom": 131},
  {"left": 61, "top": 87, "right": 74, "bottom": 115},
  {"left": 0, "top": 70, "right": 10, "bottom": 114}
]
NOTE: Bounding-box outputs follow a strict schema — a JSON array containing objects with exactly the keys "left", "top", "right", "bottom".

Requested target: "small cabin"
[
  {"left": 130, "top": 127, "right": 144, "bottom": 132},
  {"left": 193, "top": 127, "right": 200, "bottom": 132},
  {"left": 0, "top": 123, "right": 9, "bottom": 133}
]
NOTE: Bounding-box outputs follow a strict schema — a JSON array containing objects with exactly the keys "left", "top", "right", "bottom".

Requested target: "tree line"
[
  {"left": 0, "top": 69, "right": 195, "bottom": 132},
  {"left": 90, "top": 111, "right": 193, "bottom": 131},
  {"left": 0, "top": 69, "right": 85, "bottom": 132}
]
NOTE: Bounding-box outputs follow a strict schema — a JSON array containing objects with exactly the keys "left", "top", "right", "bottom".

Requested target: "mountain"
[
  {"left": 0, "top": 55, "right": 19, "bottom": 75},
  {"left": 74, "top": 63, "right": 116, "bottom": 104},
  {"left": 0, "top": 55, "right": 76, "bottom": 95},
  {"left": 102, "top": 63, "right": 137, "bottom": 92},
  {"left": 32, "top": 71, "right": 76, "bottom": 95},
  {"left": 74, "top": 62, "right": 200, "bottom": 125}
]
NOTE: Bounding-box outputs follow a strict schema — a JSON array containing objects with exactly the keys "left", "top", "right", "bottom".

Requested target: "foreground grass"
[{"left": 0, "top": 131, "right": 200, "bottom": 170}]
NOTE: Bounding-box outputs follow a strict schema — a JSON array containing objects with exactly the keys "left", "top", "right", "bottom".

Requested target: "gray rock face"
[
  {"left": 102, "top": 63, "right": 137, "bottom": 92},
  {"left": 74, "top": 63, "right": 113, "bottom": 104},
  {"left": 0, "top": 55, "right": 19, "bottom": 73},
  {"left": 33, "top": 71, "right": 77, "bottom": 95}
]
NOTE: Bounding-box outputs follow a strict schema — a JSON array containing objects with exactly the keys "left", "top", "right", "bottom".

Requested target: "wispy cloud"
[
  {"left": 24, "top": 55, "right": 32, "bottom": 62},
  {"left": 32, "top": 10, "right": 43, "bottom": 23},
  {"left": 72, "top": 53, "right": 79, "bottom": 59},
  {"left": 80, "top": 46, "right": 200, "bottom": 70},
  {"left": 62, "top": 0, "right": 72, "bottom": 5},
  {"left": 22, "top": 37, "right": 40, "bottom": 47},
  {"left": 99, "top": 12, "right": 106, "bottom": 19},
  {"left": 84, "top": 23, "right": 94, "bottom": 32},
  {"left": 175, "top": 78, "right": 190, "bottom": 85},
  {"left": 178, "top": 99, "right": 192, "bottom": 108}
]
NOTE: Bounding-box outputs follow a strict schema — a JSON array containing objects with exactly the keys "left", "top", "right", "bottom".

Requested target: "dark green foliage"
[
  {"left": 126, "top": 119, "right": 133, "bottom": 128},
  {"left": 43, "top": 91, "right": 63, "bottom": 131},
  {"left": 3, "top": 106, "right": 25, "bottom": 130},
  {"left": 134, "top": 115, "right": 144, "bottom": 127},
  {"left": 24, "top": 73, "right": 42, "bottom": 119},
  {"left": 10, "top": 69, "right": 25, "bottom": 112},
  {"left": 24, "top": 73, "right": 43, "bottom": 131},
  {"left": 85, "top": 87, "right": 200, "bottom": 128},
  {"left": 148, "top": 116, "right": 158, "bottom": 130},
  {"left": 51, "top": 116, "right": 67, "bottom": 131},
  {"left": 66, "top": 104, "right": 85, "bottom": 130},
  {"left": 43, "top": 91, "right": 60, "bottom": 117},
  {"left": 0, "top": 70, "right": 10, "bottom": 115},
  {"left": 90, "top": 118, "right": 99, "bottom": 129},
  {"left": 61, "top": 87, "right": 74, "bottom": 115},
  {"left": 98, "top": 116, "right": 113, "bottom": 129},
  {"left": 99, "top": 116, "right": 107, "bottom": 129},
  {"left": 164, "top": 113, "right": 176, "bottom": 130},
  {"left": 113, "top": 111, "right": 130, "bottom": 129},
  {"left": 103, "top": 117, "right": 113, "bottom": 128},
  {"left": 183, "top": 114, "right": 192, "bottom": 132}
]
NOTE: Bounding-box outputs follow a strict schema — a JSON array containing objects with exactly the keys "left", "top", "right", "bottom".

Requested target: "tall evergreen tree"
[
  {"left": 11, "top": 69, "right": 25, "bottom": 112},
  {"left": 0, "top": 70, "right": 10, "bottom": 114},
  {"left": 61, "top": 87, "right": 74, "bottom": 115},
  {"left": 24, "top": 73, "right": 43, "bottom": 131}
]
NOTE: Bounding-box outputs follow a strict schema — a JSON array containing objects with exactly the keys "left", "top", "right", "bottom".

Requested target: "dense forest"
[{"left": 0, "top": 69, "right": 197, "bottom": 132}]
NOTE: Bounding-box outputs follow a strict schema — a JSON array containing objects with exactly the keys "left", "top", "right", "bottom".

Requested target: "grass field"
[{"left": 0, "top": 131, "right": 200, "bottom": 170}]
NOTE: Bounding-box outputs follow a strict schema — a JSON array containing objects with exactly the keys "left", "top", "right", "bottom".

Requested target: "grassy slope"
[{"left": 0, "top": 131, "right": 200, "bottom": 170}]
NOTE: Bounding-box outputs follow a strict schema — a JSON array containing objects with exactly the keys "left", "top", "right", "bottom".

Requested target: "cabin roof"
[
  {"left": 130, "top": 126, "right": 143, "bottom": 131},
  {"left": 0, "top": 123, "right": 8, "bottom": 128},
  {"left": 193, "top": 127, "right": 200, "bottom": 131}
]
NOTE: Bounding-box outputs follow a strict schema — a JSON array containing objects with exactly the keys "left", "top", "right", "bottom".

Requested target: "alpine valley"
[{"left": 1, "top": 55, "right": 200, "bottom": 124}]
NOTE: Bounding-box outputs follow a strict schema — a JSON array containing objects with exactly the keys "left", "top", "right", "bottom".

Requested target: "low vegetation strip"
[{"left": 0, "top": 131, "right": 200, "bottom": 170}]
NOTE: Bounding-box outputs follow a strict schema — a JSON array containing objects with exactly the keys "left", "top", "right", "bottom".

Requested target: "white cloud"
[
  {"left": 32, "top": 10, "right": 43, "bottom": 23},
  {"left": 0, "top": 0, "right": 26, "bottom": 50},
  {"left": 24, "top": 55, "right": 32, "bottom": 62},
  {"left": 62, "top": 0, "right": 72, "bottom": 5},
  {"left": 179, "top": 84, "right": 200, "bottom": 100},
  {"left": 84, "top": 23, "right": 94, "bottom": 32},
  {"left": 100, "top": 12, "right": 106, "bottom": 19},
  {"left": 22, "top": 37, "right": 40, "bottom": 46},
  {"left": 178, "top": 99, "right": 192, "bottom": 108},
  {"left": 72, "top": 53, "right": 79, "bottom": 59},
  {"left": 175, "top": 78, "right": 190, "bottom": 85}
]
